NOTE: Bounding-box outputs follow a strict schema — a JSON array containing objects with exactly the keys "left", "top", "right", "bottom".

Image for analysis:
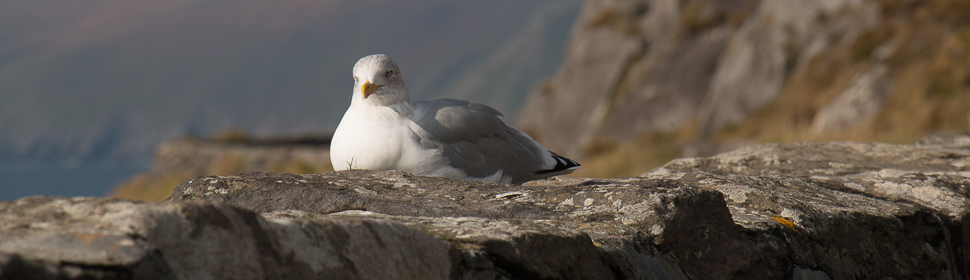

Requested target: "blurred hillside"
[
  {"left": 517, "top": 0, "right": 970, "bottom": 178},
  {"left": 0, "top": 0, "right": 580, "bottom": 162},
  {"left": 110, "top": 131, "right": 332, "bottom": 201}
]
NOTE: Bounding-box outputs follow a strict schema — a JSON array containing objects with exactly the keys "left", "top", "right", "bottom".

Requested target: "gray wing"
[{"left": 408, "top": 98, "right": 553, "bottom": 182}]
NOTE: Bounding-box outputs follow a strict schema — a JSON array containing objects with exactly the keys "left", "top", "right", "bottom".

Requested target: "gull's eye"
[
  {"left": 385, "top": 69, "right": 394, "bottom": 78},
  {"left": 354, "top": 76, "right": 358, "bottom": 82}
]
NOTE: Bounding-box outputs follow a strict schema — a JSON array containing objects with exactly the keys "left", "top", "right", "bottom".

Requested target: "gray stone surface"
[
  {"left": 3, "top": 140, "right": 970, "bottom": 279},
  {"left": 169, "top": 171, "right": 711, "bottom": 279},
  {"left": 647, "top": 141, "right": 968, "bottom": 279},
  {"left": 0, "top": 197, "right": 456, "bottom": 280}
]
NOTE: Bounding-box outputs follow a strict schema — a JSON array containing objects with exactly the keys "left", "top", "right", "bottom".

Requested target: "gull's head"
[{"left": 351, "top": 54, "right": 410, "bottom": 106}]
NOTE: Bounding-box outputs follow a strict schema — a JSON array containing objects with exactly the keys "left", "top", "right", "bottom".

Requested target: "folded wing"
[{"left": 408, "top": 98, "right": 579, "bottom": 183}]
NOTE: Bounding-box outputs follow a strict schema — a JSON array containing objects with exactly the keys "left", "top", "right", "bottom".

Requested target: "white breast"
[
  {"left": 330, "top": 105, "right": 473, "bottom": 181},
  {"left": 330, "top": 106, "right": 408, "bottom": 171}
]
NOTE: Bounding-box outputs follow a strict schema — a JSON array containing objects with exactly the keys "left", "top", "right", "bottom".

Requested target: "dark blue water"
[{"left": 0, "top": 161, "right": 149, "bottom": 201}]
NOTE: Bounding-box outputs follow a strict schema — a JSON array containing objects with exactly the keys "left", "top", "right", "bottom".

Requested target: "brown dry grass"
[
  {"left": 269, "top": 160, "right": 330, "bottom": 174},
  {"left": 577, "top": 122, "right": 699, "bottom": 178},
  {"left": 108, "top": 173, "right": 196, "bottom": 202},
  {"left": 110, "top": 147, "right": 333, "bottom": 202}
]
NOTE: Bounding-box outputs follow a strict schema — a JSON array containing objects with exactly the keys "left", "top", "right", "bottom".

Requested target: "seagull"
[{"left": 330, "top": 54, "right": 579, "bottom": 184}]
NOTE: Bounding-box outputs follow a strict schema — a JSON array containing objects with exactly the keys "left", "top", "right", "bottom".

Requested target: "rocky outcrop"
[
  {"left": 3, "top": 138, "right": 969, "bottom": 279},
  {"left": 517, "top": 0, "right": 970, "bottom": 170}
]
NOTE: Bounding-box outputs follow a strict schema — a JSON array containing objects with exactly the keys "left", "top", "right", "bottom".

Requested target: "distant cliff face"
[{"left": 517, "top": 0, "right": 970, "bottom": 177}]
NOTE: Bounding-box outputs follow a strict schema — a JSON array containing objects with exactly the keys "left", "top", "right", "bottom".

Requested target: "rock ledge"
[{"left": 2, "top": 140, "right": 969, "bottom": 279}]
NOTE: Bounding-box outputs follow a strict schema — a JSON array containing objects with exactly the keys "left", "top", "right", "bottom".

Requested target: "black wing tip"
[{"left": 534, "top": 151, "right": 581, "bottom": 175}]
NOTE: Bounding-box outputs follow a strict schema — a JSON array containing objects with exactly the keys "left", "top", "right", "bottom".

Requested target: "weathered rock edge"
[{"left": 2, "top": 140, "right": 969, "bottom": 279}]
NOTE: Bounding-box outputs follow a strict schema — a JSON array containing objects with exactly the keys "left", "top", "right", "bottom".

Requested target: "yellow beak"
[{"left": 361, "top": 81, "right": 381, "bottom": 99}]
